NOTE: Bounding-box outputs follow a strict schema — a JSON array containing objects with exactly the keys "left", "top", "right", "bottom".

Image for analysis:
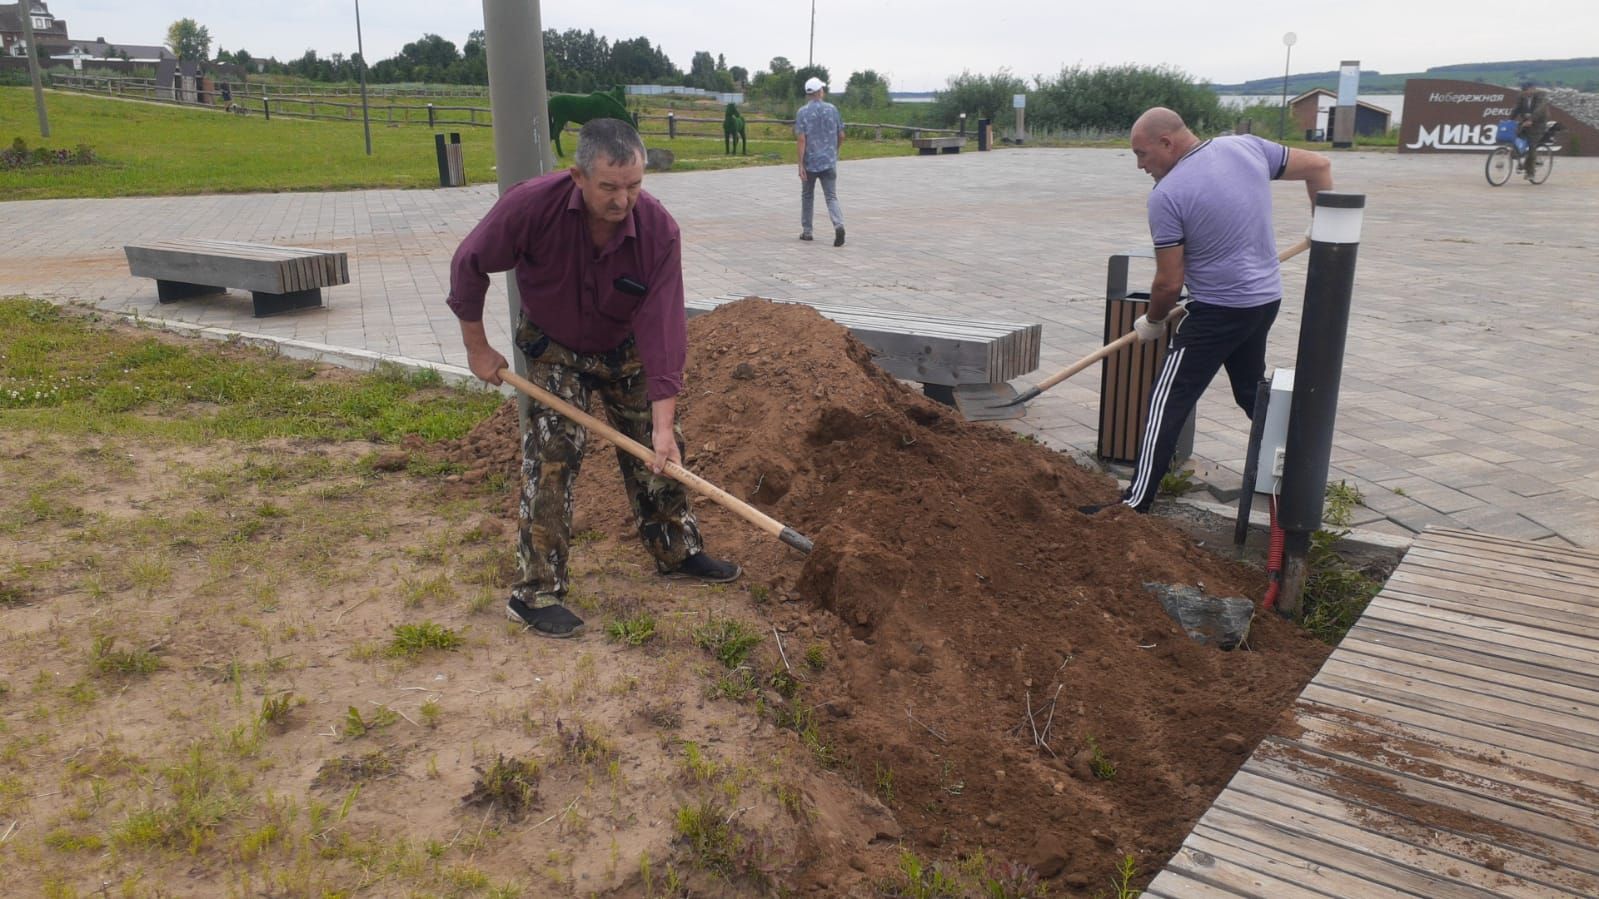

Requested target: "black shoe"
[
  {"left": 833, "top": 226, "right": 846, "bottom": 247},
  {"left": 799, "top": 232, "right": 814, "bottom": 241},
  {"left": 506, "top": 595, "right": 585, "bottom": 639},
  {"left": 664, "top": 552, "right": 742, "bottom": 583}
]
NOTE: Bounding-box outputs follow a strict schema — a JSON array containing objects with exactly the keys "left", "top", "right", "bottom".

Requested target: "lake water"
[{"left": 1219, "top": 93, "right": 1408, "bottom": 125}]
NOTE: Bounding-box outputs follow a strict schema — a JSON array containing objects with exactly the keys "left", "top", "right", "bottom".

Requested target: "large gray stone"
[
  {"left": 645, "top": 148, "right": 675, "bottom": 172},
  {"left": 1144, "top": 583, "right": 1255, "bottom": 650}
]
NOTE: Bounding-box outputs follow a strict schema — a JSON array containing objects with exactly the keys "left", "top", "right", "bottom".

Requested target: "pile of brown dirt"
[{"left": 443, "top": 299, "right": 1331, "bottom": 892}]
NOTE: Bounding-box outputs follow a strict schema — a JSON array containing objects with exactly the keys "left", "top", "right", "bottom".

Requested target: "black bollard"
[{"left": 1277, "top": 191, "right": 1365, "bottom": 617}]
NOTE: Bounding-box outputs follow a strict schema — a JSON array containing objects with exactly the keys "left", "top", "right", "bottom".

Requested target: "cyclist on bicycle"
[{"left": 1513, "top": 83, "right": 1552, "bottom": 176}]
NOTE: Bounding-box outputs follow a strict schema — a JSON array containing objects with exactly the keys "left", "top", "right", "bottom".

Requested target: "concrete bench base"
[
  {"left": 687, "top": 294, "right": 1040, "bottom": 420},
  {"left": 126, "top": 239, "right": 348, "bottom": 318},
  {"left": 911, "top": 136, "right": 967, "bottom": 155}
]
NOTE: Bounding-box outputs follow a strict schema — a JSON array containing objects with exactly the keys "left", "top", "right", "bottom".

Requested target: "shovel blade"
[{"left": 952, "top": 383, "right": 1026, "bottom": 421}]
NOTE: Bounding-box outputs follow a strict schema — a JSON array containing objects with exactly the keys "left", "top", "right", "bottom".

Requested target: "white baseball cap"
[{"left": 804, "top": 77, "right": 827, "bottom": 94}]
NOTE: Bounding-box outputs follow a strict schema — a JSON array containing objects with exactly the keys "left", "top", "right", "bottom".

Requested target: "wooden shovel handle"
[{"left": 498, "top": 369, "right": 813, "bottom": 554}]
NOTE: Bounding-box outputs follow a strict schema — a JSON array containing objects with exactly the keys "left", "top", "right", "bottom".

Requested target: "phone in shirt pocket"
[{"left": 613, "top": 276, "right": 648, "bottom": 297}]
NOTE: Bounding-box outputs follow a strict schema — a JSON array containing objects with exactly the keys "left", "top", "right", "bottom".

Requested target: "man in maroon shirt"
[{"left": 448, "top": 118, "right": 740, "bottom": 639}]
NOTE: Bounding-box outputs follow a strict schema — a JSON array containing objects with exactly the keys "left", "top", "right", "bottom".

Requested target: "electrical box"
[{"left": 1252, "top": 368, "right": 1295, "bottom": 495}]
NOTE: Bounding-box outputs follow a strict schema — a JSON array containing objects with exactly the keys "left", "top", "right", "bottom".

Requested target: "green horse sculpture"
[
  {"left": 723, "top": 102, "right": 747, "bottom": 155},
  {"left": 548, "top": 91, "right": 638, "bottom": 157}
]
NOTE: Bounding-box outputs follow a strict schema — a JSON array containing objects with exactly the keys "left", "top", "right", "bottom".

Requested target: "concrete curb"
[{"left": 1176, "top": 495, "right": 1413, "bottom": 558}]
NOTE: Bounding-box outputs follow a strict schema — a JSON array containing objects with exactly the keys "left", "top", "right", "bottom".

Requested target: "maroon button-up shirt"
[{"left": 447, "top": 171, "right": 688, "bottom": 401}]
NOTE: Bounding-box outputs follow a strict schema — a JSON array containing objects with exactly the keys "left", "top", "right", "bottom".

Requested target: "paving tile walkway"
[{"left": 3, "top": 148, "right": 1596, "bottom": 545}]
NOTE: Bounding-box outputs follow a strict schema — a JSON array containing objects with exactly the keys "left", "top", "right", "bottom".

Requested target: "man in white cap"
[{"left": 794, "top": 76, "right": 846, "bottom": 246}]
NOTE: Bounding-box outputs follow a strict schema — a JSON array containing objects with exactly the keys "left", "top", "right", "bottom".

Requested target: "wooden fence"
[{"left": 48, "top": 74, "right": 962, "bottom": 139}]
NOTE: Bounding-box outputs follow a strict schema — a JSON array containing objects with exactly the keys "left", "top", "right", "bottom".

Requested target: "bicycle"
[{"left": 1485, "top": 120, "right": 1562, "bottom": 186}]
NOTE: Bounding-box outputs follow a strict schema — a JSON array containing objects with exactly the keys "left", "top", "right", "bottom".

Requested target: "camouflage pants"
[{"left": 511, "top": 320, "right": 703, "bottom": 604}]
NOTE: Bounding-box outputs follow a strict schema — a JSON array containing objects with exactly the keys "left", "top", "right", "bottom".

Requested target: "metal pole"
[
  {"left": 1277, "top": 32, "right": 1297, "bottom": 141},
  {"left": 1277, "top": 191, "right": 1365, "bottom": 617},
  {"left": 354, "top": 0, "right": 372, "bottom": 155},
  {"left": 20, "top": 2, "right": 50, "bottom": 137},
  {"left": 1278, "top": 44, "right": 1291, "bottom": 140},
  {"left": 482, "top": 0, "right": 555, "bottom": 419},
  {"left": 809, "top": 0, "right": 816, "bottom": 67}
]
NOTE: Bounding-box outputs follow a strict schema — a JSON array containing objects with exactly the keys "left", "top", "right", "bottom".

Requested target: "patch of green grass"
[
  {"left": 258, "top": 692, "right": 299, "bottom": 729},
  {"left": 385, "top": 621, "right": 464, "bottom": 657},
  {"left": 691, "top": 615, "right": 762, "bottom": 669},
  {"left": 0, "top": 297, "right": 502, "bottom": 444},
  {"left": 88, "top": 634, "right": 161, "bottom": 677},
  {"left": 1159, "top": 466, "right": 1195, "bottom": 496},
  {"left": 603, "top": 609, "right": 657, "bottom": 646},
  {"left": 803, "top": 644, "right": 827, "bottom": 671},
  {"left": 673, "top": 798, "right": 742, "bottom": 877},
  {"left": 0, "top": 87, "right": 917, "bottom": 201},
  {"left": 707, "top": 668, "right": 760, "bottom": 703},
  {"left": 111, "top": 742, "right": 252, "bottom": 853},
  {"left": 43, "top": 827, "right": 105, "bottom": 852}
]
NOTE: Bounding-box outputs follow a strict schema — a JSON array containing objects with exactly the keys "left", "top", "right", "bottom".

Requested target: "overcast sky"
[{"left": 59, "top": 0, "right": 1599, "bottom": 92}]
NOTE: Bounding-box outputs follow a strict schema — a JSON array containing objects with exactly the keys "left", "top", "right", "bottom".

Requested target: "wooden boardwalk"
[{"left": 1145, "top": 528, "right": 1599, "bottom": 899}]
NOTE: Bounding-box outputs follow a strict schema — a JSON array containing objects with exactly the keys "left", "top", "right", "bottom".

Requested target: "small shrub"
[{"left": 674, "top": 799, "right": 740, "bottom": 877}]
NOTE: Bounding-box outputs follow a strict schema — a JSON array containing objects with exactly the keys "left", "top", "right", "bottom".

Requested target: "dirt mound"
[{"left": 443, "top": 299, "right": 1330, "bottom": 892}]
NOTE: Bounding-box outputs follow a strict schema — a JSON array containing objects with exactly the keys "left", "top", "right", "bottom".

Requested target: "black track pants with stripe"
[{"left": 1122, "top": 299, "right": 1281, "bottom": 511}]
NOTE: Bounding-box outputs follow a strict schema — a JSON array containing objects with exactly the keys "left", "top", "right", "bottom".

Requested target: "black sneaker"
[
  {"left": 799, "top": 232, "right": 814, "bottom": 241},
  {"left": 833, "top": 226, "right": 846, "bottom": 247},
  {"left": 664, "top": 552, "right": 742, "bottom": 583},
  {"left": 506, "top": 595, "right": 585, "bottom": 639}
]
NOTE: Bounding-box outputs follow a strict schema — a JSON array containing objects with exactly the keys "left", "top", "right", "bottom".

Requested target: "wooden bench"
[
  {"left": 911, "top": 136, "right": 966, "bottom": 155},
  {"left": 124, "top": 239, "right": 349, "bottom": 317},
  {"left": 686, "top": 295, "right": 1039, "bottom": 415}
]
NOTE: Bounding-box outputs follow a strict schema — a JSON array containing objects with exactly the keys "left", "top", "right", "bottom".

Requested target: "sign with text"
[{"left": 1399, "top": 78, "right": 1598, "bottom": 156}]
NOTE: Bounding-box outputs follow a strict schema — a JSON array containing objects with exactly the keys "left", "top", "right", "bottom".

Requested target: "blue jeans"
[{"left": 801, "top": 168, "right": 844, "bottom": 235}]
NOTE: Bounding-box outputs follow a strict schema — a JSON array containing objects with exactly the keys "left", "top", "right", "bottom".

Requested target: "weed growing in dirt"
[
  {"left": 0, "top": 581, "right": 25, "bottom": 605},
  {"left": 887, "top": 849, "right": 1051, "bottom": 898},
  {"left": 465, "top": 754, "right": 541, "bottom": 822},
  {"left": 776, "top": 701, "right": 838, "bottom": 768},
  {"left": 1086, "top": 736, "right": 1117, "bottom": 781},
  {"left": 419, "top": 697, "right": 442, "bottom": 727},
  {"left": 557, "top": 718, "right": 616, "bottom": 766},
  {"left": 708, "top": 668, "right": 760, "bottom": 702},
  {"left": 679, "top": 741, "right": 720, "bottom": 783},
  {"left": 88, "top": 634, "right": 161, "bottom": 677},
  {"left": 804, "top": 644, "right": 827, "bottom": 671},
  {"left": 1159, "top": 466, "right": 1195, "bottom": 496},
  {"left": 674, "top": 799, "right": 743, "bottom": 878},
  {"left": 385, "top": 621, "right": 464, "bottom": 657},
  {"left": 875, "top": 762, "right": 896, "bottom": 804},
  {"left": 692, "top": 615, "right": 762, "bottom": 668},
  {"left": 1303, "top": 481, "right": 1383, "bottom": 644},
  {"left": 1106, "top": 854, "right": 1142, "bottom": 898},
  {"left": 342, "top": 705, "right": 399, "bottom": 738},
  {"left": 604, "top": 609, "right": 658, "bottom": 646},
  {"left": 258, "top": 692, "right": 300, "bottom": 729}
]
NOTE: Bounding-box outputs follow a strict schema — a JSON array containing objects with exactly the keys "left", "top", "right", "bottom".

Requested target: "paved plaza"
[{"left": 2, "top": 148, "right": 1596, "bottom": 545}]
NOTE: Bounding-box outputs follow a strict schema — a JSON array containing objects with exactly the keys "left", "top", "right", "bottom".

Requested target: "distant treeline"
[{"left": 1214, "top": 57, "right": 1599, "bottom": 94}]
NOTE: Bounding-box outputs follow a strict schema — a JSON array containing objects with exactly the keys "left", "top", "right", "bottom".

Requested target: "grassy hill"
[{"left": 1213, "top": 57, "right": 1599, "bottom": 94}]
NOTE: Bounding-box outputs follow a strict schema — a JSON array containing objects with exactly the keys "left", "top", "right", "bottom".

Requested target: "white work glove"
[{"left": 1133, "top": 314, "right": 1166, "bottom": 343}]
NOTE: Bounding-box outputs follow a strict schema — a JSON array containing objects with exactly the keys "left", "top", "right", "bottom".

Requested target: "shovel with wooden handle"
[
  {"left": 988, "top": 238, "right": 1312, "bottom": 411},
  {"left": 498, "top": 368, "right": 814, "bottom": 555}
]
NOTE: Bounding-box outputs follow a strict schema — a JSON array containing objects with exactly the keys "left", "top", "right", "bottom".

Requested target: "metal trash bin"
[
  {"left": 1099, "top": 249, "right": 1194, "bottom": 465},
  {"left": 435, "top": 132, "right": 466, "bottom": 187}
]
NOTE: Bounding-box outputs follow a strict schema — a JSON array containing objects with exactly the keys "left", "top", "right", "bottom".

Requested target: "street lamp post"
[
  {"left": 1279, "top": 31, "right": 1296, "bottom": 141},
  {"left": 808, "top": 1, "right": 816, "bottom": 67},
  {"left": 355, "top": 0, "right": 372, "bottom": 155}
]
